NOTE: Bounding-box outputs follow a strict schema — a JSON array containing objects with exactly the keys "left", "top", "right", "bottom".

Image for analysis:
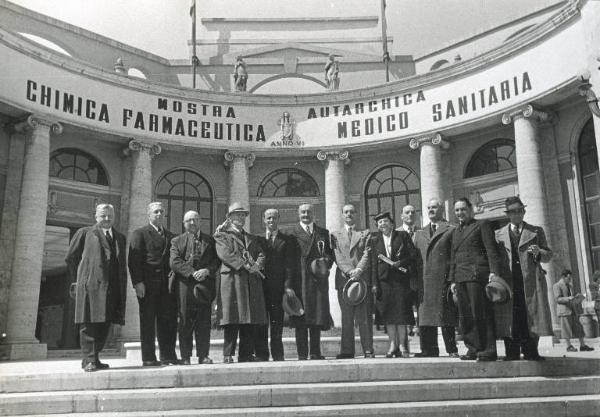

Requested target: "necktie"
[
  {"left": 306, "top": 225, "right": 312, "bottom": 236},
  {"left": 157, "top": 227, "right": 163, "bottom": 237},
  {"left": 430, "top": 223, "right": 436, "bottom": 237},
  {"left": 566, "top": 284, "right": 572, "bottom": 297},
  {"left": 105, "top": 230, "right": 113, "bottom": 245},
  {"left": 348, "top": 227, "right": 353, "bottom": 241},
  {"left": 409, "top": 229, "right": 414, "bottom": 239}
]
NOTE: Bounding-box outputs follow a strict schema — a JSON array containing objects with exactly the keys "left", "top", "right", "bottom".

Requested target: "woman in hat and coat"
[{"left": 369, "top": 211, "right": 417, "bottom": 358}]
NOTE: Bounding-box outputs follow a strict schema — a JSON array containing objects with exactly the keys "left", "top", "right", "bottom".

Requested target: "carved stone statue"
[
  {"left": 233, "top": 56, "right": 248, "bottom": 92},
  {"left": 324, "top": 54, "right": 340, "bottom": 91}
]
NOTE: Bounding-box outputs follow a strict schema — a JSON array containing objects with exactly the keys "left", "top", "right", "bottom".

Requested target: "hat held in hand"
[
  {"left": 342, "top": 278, "right": 367, "bottom": 306},
  {"left": 193, "top": 283, "right": 212, "bottom": 304},
  {"left": 282, "top": 291, "right": 304, "bottom": 317},
  {"left": 485, "top": 275, "right": 512, "bottom": 304},
  {"left": 310, "top": 258, "right": 330, "bottom": 279}
]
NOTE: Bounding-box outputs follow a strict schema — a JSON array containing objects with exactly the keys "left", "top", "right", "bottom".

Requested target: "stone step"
[
  {"left": 4, "top": 394, "right": 600, "bottom": 417},
  {"left": 2, "top": 375, "right": 599, "bottom": 415},
  {"left": 1, "top": 357, "right": 598, "bottom": 394}
]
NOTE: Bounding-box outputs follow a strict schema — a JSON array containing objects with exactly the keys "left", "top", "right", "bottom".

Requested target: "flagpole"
[
  {"left": 191, "top": 0, "right": 197, "bottom": 89},
  {"left": 380, "top": 0, "right": 390, "bottom": 82}
]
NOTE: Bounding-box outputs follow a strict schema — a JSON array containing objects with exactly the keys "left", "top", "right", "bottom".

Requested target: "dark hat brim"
[
  {"left": 193, "top": 284, "right": 212, "bottom": 304},
  {"left": 282, "top": 293, "right": 305, "bottom": 317},
  {"left": 485, "top": 276, "right": 512, "bottom": 304},
  {"left": 342, "top": 278, "right": 367, "bottom": 306}
]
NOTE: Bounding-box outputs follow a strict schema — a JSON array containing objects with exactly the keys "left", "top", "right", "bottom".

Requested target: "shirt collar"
[
  {"left": 345, "top": 224, "right": 355, "bottom": 232},
  {"left": 266, "top": 229, "right": 278, "bottom": 238},
  {"left": 300, "top": 222, "right": 314, "bottom": 231},
  {"left": 101, "top": 227, "right": 113, "bottom": 236},
  {"left": 402, "top": 223, "right": 414, "bottom": 232},
  {"left": 149, "top": 223, "right": 161, "bottom": 233}
]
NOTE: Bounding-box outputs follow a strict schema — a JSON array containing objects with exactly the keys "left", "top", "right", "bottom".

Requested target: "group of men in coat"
[{"left": 66, "top": 193, "right": 556, "bottom": 371}]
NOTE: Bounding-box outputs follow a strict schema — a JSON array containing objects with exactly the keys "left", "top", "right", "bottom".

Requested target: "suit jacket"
[
  {"left": 331, "top": 227, "right": 371, "bottom": 290},
  {"left": 286, "top": 223, "right": 334, "bottom": 328},
  {"left": 259, "top": 230, "right": 294, "bottom": 305},
  {"left": 214, "top": 229, "right": 268, "bottom": 325},
  {"left": 170, "top": 231, "right": 220, "bottom": 300},
  {"left": 494, "top": 222, "right": 553, "bottom": 337},
  {"left": 553, "top": 278, "right": 578, "bottom": 317},
  {"left": 448, "top": 219, "right": 500, "bottom": 283},
  {"left": 369, "top": 229, "right": 417, "bottom": 289},
  {"left": 65, "top": 224, "right": 127, "bottom": 324},
  {"left": 414, "top": 221, "right": 457, "bottom": 327},
  {"left": 128, "top": 224, "right": 174, "bottom": 285}
]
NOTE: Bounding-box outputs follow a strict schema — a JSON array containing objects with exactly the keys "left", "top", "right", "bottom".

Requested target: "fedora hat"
[
  {"left": 504, "top": 196, "right": 526, "bottom": 213},
  {"left": 485, "top": 275, "right": 513, "bottom": 304},
  {"left": 227, "top": 202, "right": 249, "bottom": 216},
  {"left": 282, "top": 292, "right": 304, "bottom": 317},
  {"left": 193, "top": 283, "right": 212, "bottom": 304},
  {"left": 373, "top": 211, "right": 393, "bottom": 223},
  {"left": 342, "top": 278, "right": 367, "bottom": 306},
  {"left": 310, "top": 258, "right": 331, "bottom": 279}
]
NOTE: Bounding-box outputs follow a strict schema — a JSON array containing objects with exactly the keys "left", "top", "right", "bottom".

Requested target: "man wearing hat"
[
  {"left": 413, "top": 198, "right": 459, "bottom": 358},
  {"left": 287, "top": 203, "right": 334, "bottom": 360},
  {"left": 332, "top": 204, "right": 374, "bottom": 359},
  {"left": 128, "top": 202, "right": 178, "bottom": 366},
  {"left": 449, "top": 197, "right": 501, "bottom": 361},
  {"left": 214, "top": 203, "right": 268, "bottom": 363},
  {"left": 494, "top": 196, "right": 554, "bottom": 360},
  {"left": 170, "top": 210, "right": 220, "bottom": 365}
]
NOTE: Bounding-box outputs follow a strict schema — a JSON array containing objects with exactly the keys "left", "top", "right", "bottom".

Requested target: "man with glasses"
[{"left": 494, "top": 196, "right": 555, "bottom": 360}]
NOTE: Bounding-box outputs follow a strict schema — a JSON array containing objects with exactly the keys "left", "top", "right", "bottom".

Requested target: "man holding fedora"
[
  {"left": 255, "top": 208, "right": 295, "bottom": 361},
  {"left": 413, "top": 198, "right": 459, "bottom": 358},
  {"left": 494, "top": 196, "right": 554, "bottom": 360},
  {"left": 214, "top": 203, "right": 268, "bottom": 363},
  {"left": 287, "top": 203, "right": 334, "bottom": 360},
  {"left": 449, "top": 197, "right": 501, "bottom": 362},
  {"left": 128, "top": 202, "right": 178, "bottom": 367},
  {"left": 332, "top": 204, "right": 374, "bottom": 359},
  {"left": 170, "top": 210, "right": 220, "bottom": 365}
]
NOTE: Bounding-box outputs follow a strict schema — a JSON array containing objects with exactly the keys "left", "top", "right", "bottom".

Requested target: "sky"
[{"left": 10, "top": 0, "right": 561, "bottom": 59}]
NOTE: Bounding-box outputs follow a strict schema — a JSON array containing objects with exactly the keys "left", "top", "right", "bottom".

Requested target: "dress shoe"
[
  {"left": 161, "top": 359, "right": 180, "bottom": 366},
  {"left": 399, "top": 351, "right": 410, "bottom": 358},
  {"left": 310, "top": 354, "right": 325, "bottom": 360},
  {"left": 448, "top": 352, "right": 460, "bottom": 358},
  {"left": 477, "top": 355, "right": 498, "bottom": 362},
  {"left": 200, "top": 357, "right": 214, "bottom": 364},
  {"left": 238, "top": 355, "right": 258, "bottom": 363},
  {"left": 502, "top": 355, "right": 520, "bottom": 361},
  {"left": 298, "top": 356, "right": 308, "bottom": 361},
  {"left": 83, "top": 362, "right": 97, "bottom": 372},
  {"left": 95, "top": 360, "right": 109, "bottom": 369},
  {"left": 392, "top": 348, "right": 401, "bottom": 358},
  {"left": 180, "top": 358, "right": 191, "bottom": 365},
  {"left": 523, "top": 355, "right": 545, "bottom": 361},
  {"left": 223, "top": 355, "right": 234, "bottom": 364},
  {"left": 414, "top": 352, "right": 438, "bottom": 358},
  {"left": 566, "top": 345, "right": 577, "bottom": 352},
  {"left": 255, "top": 356, "right": 269, "bottom": 362},
  {"left": 385, "top": 352, "right": 395, "bottom": 358},
  {"left": 142, "top": 360, "right": 162, "bottom": 367},
  {"left": 460, "top": 353, "right": 477, "bottom": 361},
  {"left": 273, "top": 356, "right": 284, "bottom": 361},
  {"left": 364, "top": 352, "right": 375, "bottom": 358},
  {"left": 336, "top": 353, "right": 354, "bottom": 359},
  {"left": 580, "top": 345, "right": 595, "bottom": 352}
]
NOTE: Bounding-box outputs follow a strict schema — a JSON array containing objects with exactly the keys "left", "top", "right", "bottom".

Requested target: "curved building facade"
[{"left": 0, "top": 0, "right": 599, "bottom": 359}]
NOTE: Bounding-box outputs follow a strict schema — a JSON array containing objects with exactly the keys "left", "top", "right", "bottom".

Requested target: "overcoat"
[
  {"left": 287, "top": 223, "right": 334, "bottom": 329},
  {"left": 414, "top": 221, "right": 457, "bottom": 327},
  {"left": 65, "top": 224, "right": 127, "bottom": 324},
  {"left": 214, "top": 229, "right": 268, "bottom": 326},
  {"left": 494, "top": 222, "right": 554, "bottom": 338}
]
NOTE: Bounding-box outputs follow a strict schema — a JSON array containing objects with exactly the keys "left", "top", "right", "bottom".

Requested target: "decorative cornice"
[
  {"left": 224, "top": 151, "right": 256, "bottom": 168},
  {"left": 126, "top": 139, "right": 162, "bottom": 157},
  {"left": 501, "top": 104, "right": 552, "bottom": 125},
  {"left": 316, "top": 149, "right": 350, "bottom": 164},
  {"left": 408, "top": 133, "right": 448, "bottom": 150},
  {"left": 9, "top": 114, "right": 63, "bottom": 135}
]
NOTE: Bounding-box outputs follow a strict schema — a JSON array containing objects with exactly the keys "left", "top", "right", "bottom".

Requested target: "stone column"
[
  {"left": 118, "top": 139, "right": 162, "bottom": 342},
  {"left": 409, "top": 133, "right": 449, "bottom": 224},
  {"left": 502, "top": 104, "right": 559, "bottom": 331},
  {"left": 224, "top": 151, "right": 255, "bottom": 231},
  {"left": 317, "top": 150, "right": 349, "bottom": 233},
  {"left": 1, "top": 115, "right": 62, "bottom": 359}
]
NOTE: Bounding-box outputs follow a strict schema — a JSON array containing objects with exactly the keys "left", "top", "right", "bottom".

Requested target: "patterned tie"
[
  {"left": 430, "top": 223, "right": 436, "bottom": 237},
  {"left": 348, "top": 226, "right": 353, "bottom": 241},
  {"left": 306, "top": 225, "right": 312, "bottom": 236}
]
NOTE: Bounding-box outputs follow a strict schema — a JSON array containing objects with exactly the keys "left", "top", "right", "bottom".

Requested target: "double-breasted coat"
[
  {"left": 414, "top": 221, "right": 457, "bottom": 327},
  {"left": 287, "top": 223, "right": 334, "bottom": 329},
  {"left": 214, "top": 229, "right": 268, "bottom": 326},
  {"left": 370, "top": 230, "right": 417, "bottom": 324},
  {"left": 66, "top": 224, "right": 127, "bottom": 325},
  {"left": 494, "top": 222, "right": 553, "bottom": 338}
]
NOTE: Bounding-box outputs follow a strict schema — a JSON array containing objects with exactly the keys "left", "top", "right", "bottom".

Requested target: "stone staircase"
[{"left": 1, "top": 357, "right": 599, "bottom": 417}]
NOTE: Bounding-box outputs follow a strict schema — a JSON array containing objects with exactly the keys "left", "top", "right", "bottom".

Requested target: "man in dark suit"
[
  {"left": 414, "top": 198, "right": 458, "bottom": 358},
  {"left": 332, "top": 204, "right": 374, "bottom": 359},
  {"left": 65, "top": 203, "right": 127, "bottom": 372},
  {"left": 448, "top": 197, "right": 501, "bottom": 361},
  {"left": 128, "top": 202, "right": 178, "bottom": 366},
  {"left": 287, "top": 203, "right": 334, "bottom": 360},
  {"left": 255, "top": 208, "right": 294, "bottom": 361},
  {"left": 170, "top": 210, "right": 220, "bottom": 365}
]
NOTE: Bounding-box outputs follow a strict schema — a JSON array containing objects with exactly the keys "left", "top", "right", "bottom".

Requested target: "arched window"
[
  {"left": 465, "top": 139, "right": 516, "bottom": 178},
  {"left": 50, "top": 148, "right": 108, "bottom": 185},
  {"left": 257, "top": 168, "right": 319, "bottom": 197},
  {"left": 364, "top": 165, "right": 420, "bottom": 227},
  {"left": 578, "top": 119, "right": 600, "bottom": 270},
  {"left": 155, "top": 169, "right": 213, "bottom": 234}
]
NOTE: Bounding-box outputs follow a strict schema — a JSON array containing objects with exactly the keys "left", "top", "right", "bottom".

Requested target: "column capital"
[
  {"left": 125, "top": 139, "right": 162, "bottom": 158},
  {"left": 316, "top": 149, "right": 350, "bottom": 164},
  {"left": 224, "top": 151, "right": 255, "bottom": 167},
  {"left": 501, "top": 104, "right": 554, "bottom": 125},
  {"left": 408, "top": 133, "right": 448, "bottom": 150},
  {"left": 9, "top": 115, "right": 63, "bottom": 135}
]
